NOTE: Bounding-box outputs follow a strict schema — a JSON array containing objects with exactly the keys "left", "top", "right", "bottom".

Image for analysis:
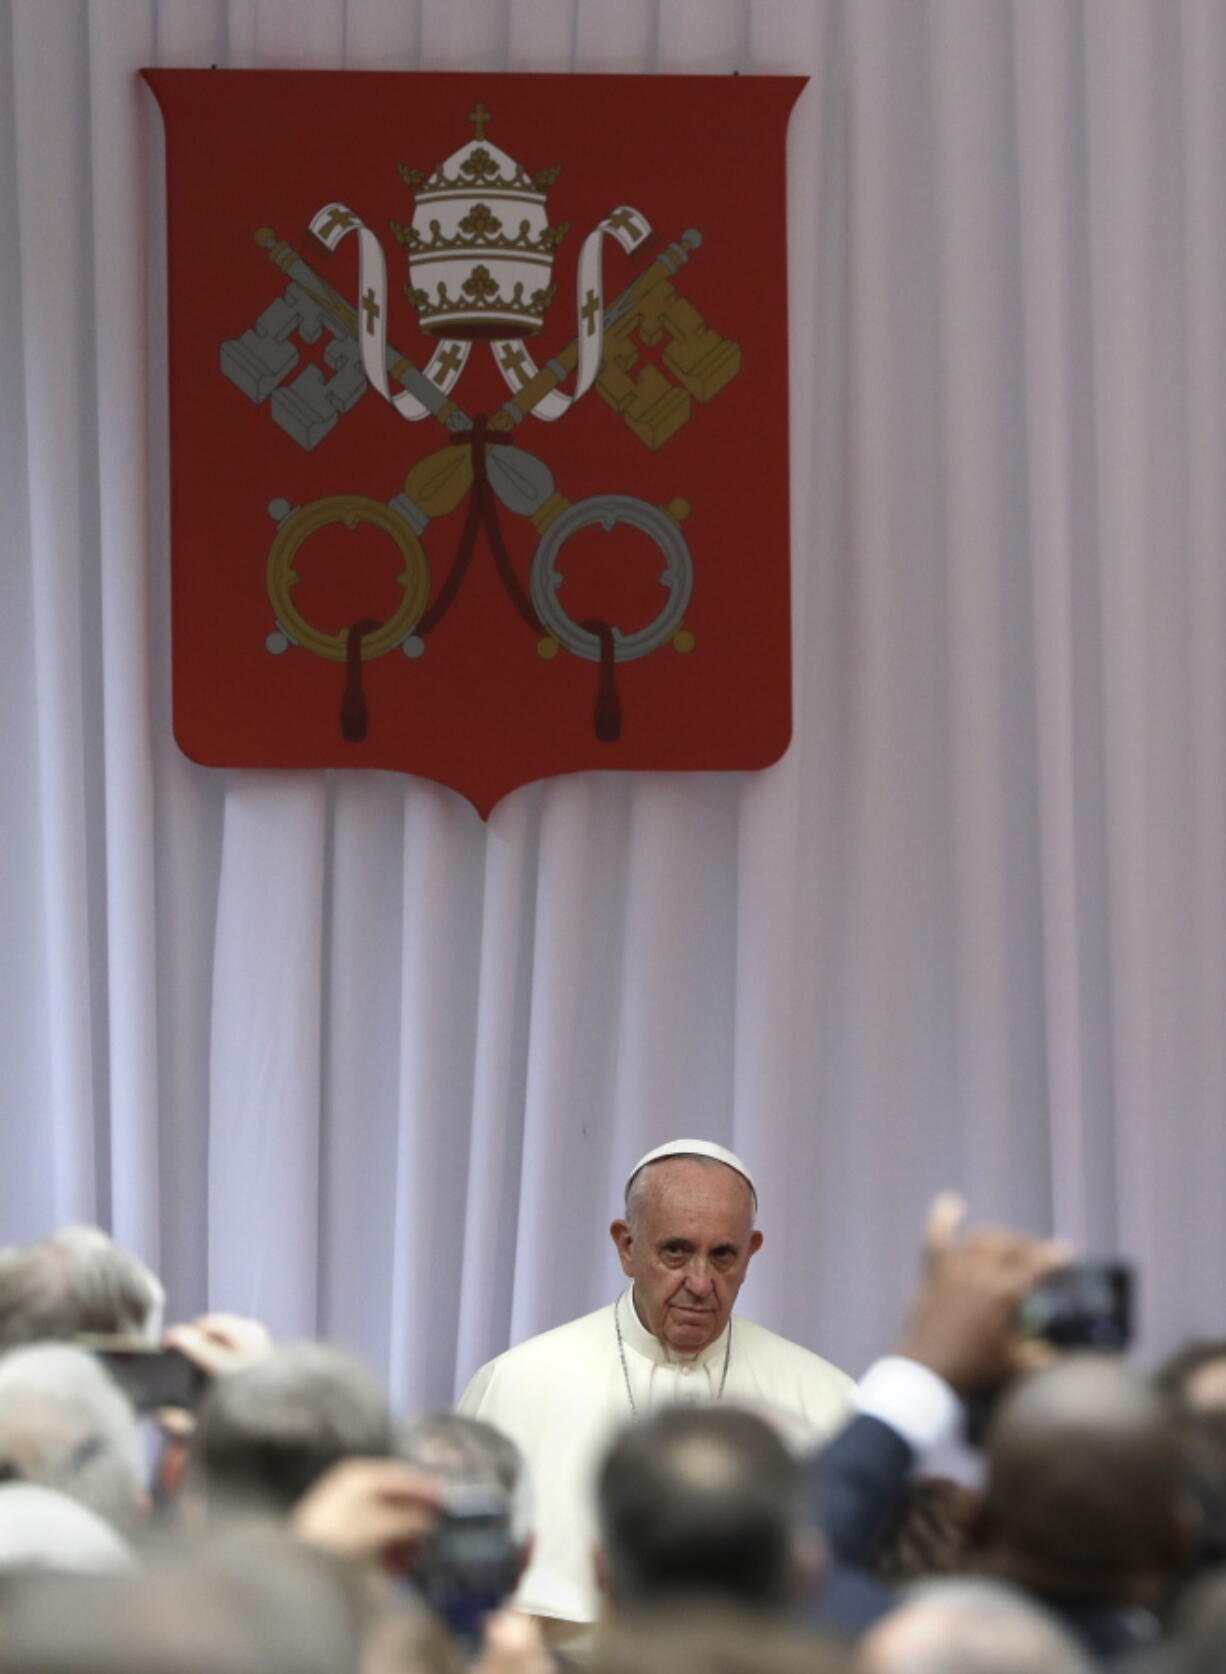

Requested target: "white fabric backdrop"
[{"left": 4, "top": 0, "right": 1225, "bottom": 1414}]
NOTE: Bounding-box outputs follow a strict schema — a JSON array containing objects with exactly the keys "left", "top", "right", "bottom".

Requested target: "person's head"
[
  {"left": 189, "top": 1341, "right": 392, "bottom": 1517},
  {"left": 1157, "top": 1340, "right": 1226, "bottom": 1415},
  {"left": 596, "top": 1403, "right": 815, "bottom": 1614},
  {"left": 0, "top": 1344, "right": 145, "bottom": 1533},
  {"left": 0, "top": 1484, "right": 136, "bottom": 1576},
  {"left": 0, "top": 1227, "right": 164, "bottom": 1350},
  {"left": 397, "top": 1410, "right": 531, "bottom": 1546},
  {"left": 397, "top": 1413, "right": 531, "bottom": 1641},
  {"left": 981, "top": 1356, "right": 1192, "bottom": 1605},
  {"left": 857, "top": 1579, "right": 1090, "bottom": 1674},
  {"left": 611, "top": 1145, "right": 762, "bottom": 1355}
]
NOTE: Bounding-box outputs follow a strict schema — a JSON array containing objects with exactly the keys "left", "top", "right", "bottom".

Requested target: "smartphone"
[
  {"left": 1017, "top": 1261, "right": 1133, "bottom": 1352},
  {"left": 75, "top": 1336, "right": 205, "bottom": 1411},
  {"left": 413, "top": 1485, "right": 521, "bottom": 1651}
]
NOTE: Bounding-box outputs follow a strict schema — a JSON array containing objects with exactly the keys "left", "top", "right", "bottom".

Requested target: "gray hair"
[
  {"left": 0, "top": 1483, "right": 136, "bottom": 1575},
  {"left": 859, "top": 1578, "right": 1091, "bottom": 1674},
  {"left": 625, "top": 1155, "right": 757, "bottom": 1232},
  {"left": 398, "top": 1410, "right": 533, "bottom": 1544},
  {"left": 0, "top": 1344, "right": 144, "bottom": 1533},
  {"left": 0, "top": 1227, "right": 164, "bottom": 1349},
  {"left": 190, "top": 1341, "right": 392, "bottom": 1514}
]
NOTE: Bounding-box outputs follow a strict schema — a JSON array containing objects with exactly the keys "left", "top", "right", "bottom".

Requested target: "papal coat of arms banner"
[{"left": 144, "top": 71, "right": 804, "bottom": 815}]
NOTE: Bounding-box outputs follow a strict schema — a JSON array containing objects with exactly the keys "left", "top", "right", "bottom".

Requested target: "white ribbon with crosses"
[
  {"left": 309, "top": 201, "right": 471, "bottom": 420},
  {"left": 492, "top": 204, "right": 652, "bottom": 420}
]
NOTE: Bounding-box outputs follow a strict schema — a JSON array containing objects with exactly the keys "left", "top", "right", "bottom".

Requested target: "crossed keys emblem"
[{"left": 219, "top": 106, "right": 742, "bottom": 745}]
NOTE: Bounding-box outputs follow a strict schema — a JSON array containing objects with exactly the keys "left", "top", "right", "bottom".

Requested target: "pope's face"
[{"left": 610, "top": 1158, "right": 764, "bottom": 1355}]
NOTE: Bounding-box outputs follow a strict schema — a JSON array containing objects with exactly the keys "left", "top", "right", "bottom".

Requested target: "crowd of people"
[{"left": 1, "top": 1167, "right": 1226, "bottom": 1674}]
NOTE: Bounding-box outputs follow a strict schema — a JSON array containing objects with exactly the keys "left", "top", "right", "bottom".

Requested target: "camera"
[
  {"left": 1017, "top": 1261, "right": 1133, "bottom": 1352},
  {"left": 413, "top": 1484, "right": 522, "bottom": 1650},
  {"left": 75, "top": 1336, "right": 205, "bottom": 1411}
]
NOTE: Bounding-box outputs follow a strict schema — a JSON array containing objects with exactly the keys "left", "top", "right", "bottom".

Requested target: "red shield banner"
[{"left": 144, "top": 70, "right": 803, "bottom": 815}]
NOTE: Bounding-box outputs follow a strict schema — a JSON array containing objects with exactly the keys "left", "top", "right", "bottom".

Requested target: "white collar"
[{"left": 618, "top": 1286, "right": 732, "bottom": 1369}]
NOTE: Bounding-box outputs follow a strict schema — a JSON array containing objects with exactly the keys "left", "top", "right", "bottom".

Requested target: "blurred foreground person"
[
  {"left": 811, "top": 1196, "right": 1197, "bottom": 1655},
  {"left": 810, "top": 1195, "right": 1068, "bottom": 1636},
  {"left": 1156, "top": 1341, "right": 1226, "bottom": 1416},
  {"left": 587, "top": 1604, "right": 848, "bottom": 1674},
  {"left": 0, "top": 1226, "right": 163, "bottom": 1348},
  {"left": 289, "top": 1453, "right": 471, "bottom": 1674},
  {"left": 398, "top": 1412, "right": 526, "bottom": 1527},
  {"left": 596, "top": 1403, "right": 821, "bottom": 1617},
  {"left": 0, "top": 1532, "right": 363, "bottom": 1674},
  {"left": 857, "top": 1579, "right": 1089, "bottom": 1674},
  {"left": 979, "top": 1356, "right": 1194, "bottom": 1657},
  {"left": 186, "top": 1340, "right": 392, "bottom": 1521},
  {"left": 0, "top": 1344, "right": 146, "bottom": 1533},
  {"left": 399, "top": 1413, "right": 533, "bottom": 1651},
  {"left": 0, "top": 1483, "right": 135, "bottom": 1575}
]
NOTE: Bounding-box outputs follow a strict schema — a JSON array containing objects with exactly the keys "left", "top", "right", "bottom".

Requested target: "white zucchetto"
[{"left": 623, "top": 1138, "right": 758, "bottom": 1207}]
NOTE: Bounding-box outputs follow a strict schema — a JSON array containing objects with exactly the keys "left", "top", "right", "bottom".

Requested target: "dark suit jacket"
[
  {"left": 803, "top": 1414, "right": 907, "bottom": 1637},
  {"left": 805, "top": 1409, "right": 1162, "bottom": 1662},
  {"left": 811, "top": 1413, "right": 914, "bottom": 1569}
]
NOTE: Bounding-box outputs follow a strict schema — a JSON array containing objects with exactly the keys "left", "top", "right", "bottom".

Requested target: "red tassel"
[{"left": 341, "top": 619, "right": 382, "bottom": 741}]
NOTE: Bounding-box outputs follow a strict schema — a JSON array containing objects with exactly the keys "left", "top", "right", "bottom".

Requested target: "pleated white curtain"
[{"left": 4, "top": 0, "right": 1225, "bottom": 1415}]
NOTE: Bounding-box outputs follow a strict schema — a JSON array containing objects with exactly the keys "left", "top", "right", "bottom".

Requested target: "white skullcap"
[{"left": 624, "top": 1139, "right": 758, "bottom": 1207}]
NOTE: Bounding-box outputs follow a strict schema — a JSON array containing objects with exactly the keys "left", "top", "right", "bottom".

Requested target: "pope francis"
[{"left": 457, "top": 1138, "right": 853, "bottom": 1638}]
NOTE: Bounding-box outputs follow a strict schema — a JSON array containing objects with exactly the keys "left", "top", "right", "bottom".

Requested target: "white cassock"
[{"left": 457, "top": 1287, "right": 853, "bottom": 1625}]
